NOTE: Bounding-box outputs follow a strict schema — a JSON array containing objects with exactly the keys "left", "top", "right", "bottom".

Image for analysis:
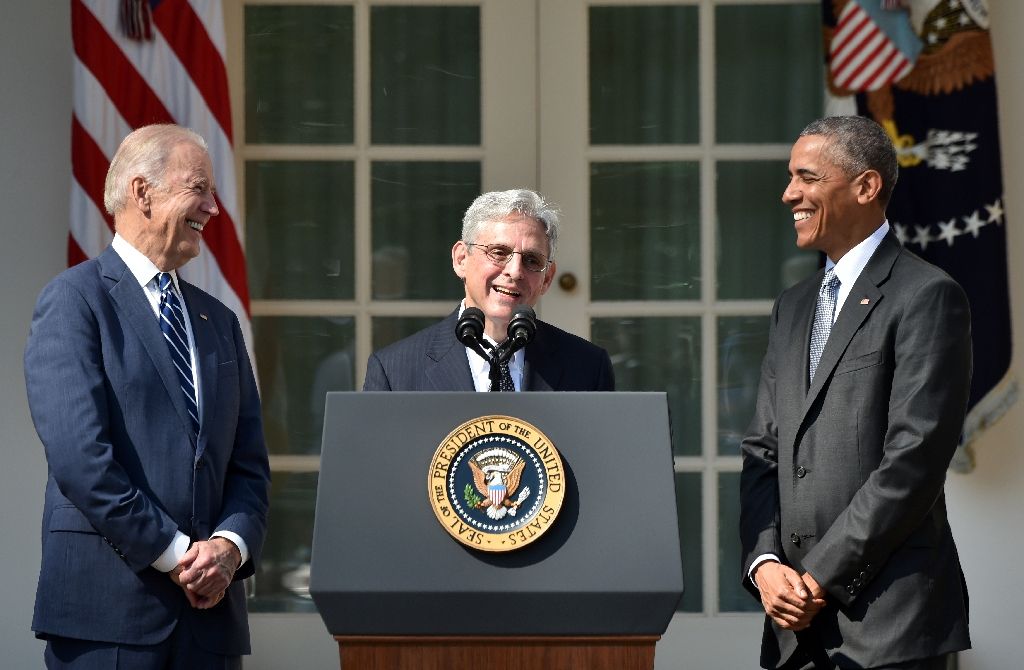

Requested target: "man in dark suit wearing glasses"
[{"left": 363, "top": 189, "right": 613, "bottom": 393}]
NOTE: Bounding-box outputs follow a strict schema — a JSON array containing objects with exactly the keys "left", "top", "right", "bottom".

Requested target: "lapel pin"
[
  {"left": 200, "top": 313, "right": 209, "bottom": 320},
  {"left": 860, "top": 298, "right": 870, "bottom": 305}
]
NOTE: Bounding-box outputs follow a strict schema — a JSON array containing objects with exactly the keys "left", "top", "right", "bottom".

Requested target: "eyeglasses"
[{"left": 466, "top": 243, "right": 552, "bottom": 273}]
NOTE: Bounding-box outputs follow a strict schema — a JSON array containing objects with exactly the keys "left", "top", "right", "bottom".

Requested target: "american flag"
[
  {"left": 829, "top": 0, "right": 921, "bottom": 92},
  {"left": 70, "top": 0, "right": 252, "bottom": 353}
]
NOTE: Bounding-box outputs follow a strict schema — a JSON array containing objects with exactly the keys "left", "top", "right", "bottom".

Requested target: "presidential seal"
[{"left": 428, "top": 415, "right": 565, "bottom": 552}]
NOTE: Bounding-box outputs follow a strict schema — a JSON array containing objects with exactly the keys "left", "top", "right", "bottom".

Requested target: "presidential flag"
[
  {"left": 70, "top": 0, "right": 252, "bottom": 354},
  {"left": 824, "top": 0, "right": 1016, "bottom": 470}
]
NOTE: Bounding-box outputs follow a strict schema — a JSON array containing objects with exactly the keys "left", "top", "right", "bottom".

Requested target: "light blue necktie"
[
  {"left": 809, "top": 267, "right": 840, "bottom": 383},
  {"left": 157, "top": 273, "right": 200, "bottom": 434}
]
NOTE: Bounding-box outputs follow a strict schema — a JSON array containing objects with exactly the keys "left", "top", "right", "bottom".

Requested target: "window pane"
[
  {"left": 371, "top": 6, "right": 480, "bottom": 145},
  {"left": 247, "top": 161, "right": 354, "bottom": 300},
  {"left": 589, "top": 6, "right": 699, "bottom": 145},
  {"left": 717, "top": 161, "right": 820, "bottom": 299},
  {"left": 371, "top": 161, "right": 481, "bottom": 300},
  {"left": 254, "top": 316, "right": 356, "bottom": 455},
  {"left": 591, "top": 317, "right": 701, "bottom": 456},
  {"left": 372, "top": 316, "right": 446, "bottom": 352},
  {"left": 715, "top": 4, "right": 823, "bottom": 143},
  {"left": 718, "top": 316, "right": 769, "bottom": 456},
  {"left": 245, "top": 6, "right": 353, "bottom": 144},
  {"left": 718, "top": 472, "right": 762, "bottom": 612},
  {"left": 591, "top": 162, "right": 701, "bottom": 301},
  {"left": 249, "top": 472, "right": 318, "bottom": 613},
  {"left": 676, "top": 472, "right": 702, "bottom": 612}
]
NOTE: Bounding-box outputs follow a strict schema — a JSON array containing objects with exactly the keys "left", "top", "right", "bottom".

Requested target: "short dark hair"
[{"left": 799, "top": 116, "right": 898, "bottom": 205}]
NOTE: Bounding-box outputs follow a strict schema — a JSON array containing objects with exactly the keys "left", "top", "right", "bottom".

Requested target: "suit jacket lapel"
[
  {"left": 180, "top": 282, "right": 216, "bottom": 456},
  {"left": 100, "top": 248, "right": 197, "bottom": 444},
  {"left": 801, "top": 233, "right": 900, "bottom": 420},
  {"left": 523, "top": 323, "right": 560, "bottom": 391},
  {"left": 424, "top": 311, "right": 475, "bottom": 391},
  {"left": 772, "top": 271, "right": 820, "bottom": 432}
]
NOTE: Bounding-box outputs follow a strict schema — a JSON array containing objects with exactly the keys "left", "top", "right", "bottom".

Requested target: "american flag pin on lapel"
[
  {"left": 860, "top": 298, "right": 870, "bottom": 305},
  {"left": 200, "top": 313, "right": 209, "bottom": 320}
]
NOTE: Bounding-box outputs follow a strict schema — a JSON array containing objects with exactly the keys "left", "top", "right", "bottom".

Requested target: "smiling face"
[
  {"left": 782, "top": 134, "right": 880, "bottom": 262},
  {"left": 452, "top": 214, "right": 556, "bottom": 341},
  {"left": 130, "top": 141, "right": 219, "bottom": 271}
]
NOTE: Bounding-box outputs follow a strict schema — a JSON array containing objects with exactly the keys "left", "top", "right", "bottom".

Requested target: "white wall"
[
  {"left": 0, "top": 1, "right": 71, "bottom": 667},
  {"left": 944, "top": 2, "right": 1024, "bottom": 667},
  {"left": 1, "top": 2, "right": 1021, "bottom": 668}
]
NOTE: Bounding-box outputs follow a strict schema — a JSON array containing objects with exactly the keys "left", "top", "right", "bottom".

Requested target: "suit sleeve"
[
  {"left": 24, "top": 278, "right": 179, "bottom": 572},
  {"left": 739, "top": 295, "right": 784, "bottom": 598},
  {"left": 362, "top": 352, "right": 393, "bottom": 391},
  {"left": 213, "top": 312, "right": 271, "bottom": 580},
  {"left": 595, "top": 348, "right": 615, "bottom": 391},
  {"left": 802, "top": 276, "right": 972, "bottom": 606}
]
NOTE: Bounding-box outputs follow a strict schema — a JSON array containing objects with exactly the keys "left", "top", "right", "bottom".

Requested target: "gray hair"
[
  {"left": 103, "top": 124, "right": 209, "bottom": 215},
  {"left": 799, "top": 116, "right": 898, "bottom": 205},
  {"left": 461, "top": 189, "right": 560, "bottom": 258}
]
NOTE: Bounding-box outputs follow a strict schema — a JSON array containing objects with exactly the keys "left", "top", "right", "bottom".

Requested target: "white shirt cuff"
[
  {"left": 748, "top": 553, "right": 781, "bottom": 587},
  {"left": 151, "top": 531, "right": 191, "bottom": 572},
  {"left": 212, "top": 530, "right": 250, "bottom": 566}
]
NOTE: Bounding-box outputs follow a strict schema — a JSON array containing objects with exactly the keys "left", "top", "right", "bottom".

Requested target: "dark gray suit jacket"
[
  {"left": 740, "top": 233, "right": 972, "bottom": 668},
  {"left": 24, "top": 246, "right": 270, "bottom": 654},
  {"left": 363, "top": 309, "right": 614, "bottom": 391}
]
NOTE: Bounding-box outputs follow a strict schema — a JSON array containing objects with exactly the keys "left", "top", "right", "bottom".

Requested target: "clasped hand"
[
  {"left": 169, "top": 537, "right": 241, "bottom": 609},
  {"left": 753, "top": 562, "right": 826, "bottom": 631}
]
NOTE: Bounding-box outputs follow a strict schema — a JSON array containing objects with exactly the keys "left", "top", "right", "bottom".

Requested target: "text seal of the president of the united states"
[{"left": 428, "top": 415, "right": 565, "bottom": 552}]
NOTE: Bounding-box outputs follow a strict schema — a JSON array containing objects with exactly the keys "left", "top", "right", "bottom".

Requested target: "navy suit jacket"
[
  {"left": 740, "top": 233, "right": 972, "bottom": 668},
  {"left": 24, "top": 246, "right": 270, "bottom": 654},
  {"left": 363, "top": 309, "right": 614, "bottom": 391}
]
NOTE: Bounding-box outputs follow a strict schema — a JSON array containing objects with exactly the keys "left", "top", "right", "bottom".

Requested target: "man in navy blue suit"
[
  {"left": 363, "top": 189, "right": 614, "bottom": 392},
  {"left": 24, "top": 125, "right": 270, "bottom": 669}
]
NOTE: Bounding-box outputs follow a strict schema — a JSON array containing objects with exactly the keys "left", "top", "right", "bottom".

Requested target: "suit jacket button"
[
  {"left": 195, "top": 458, "right": 204, "bottom": 469},
  {"left": 796, "top": 466, "right": 807, "bottom": 478},
  {"left": 790, "top": 533, "right": 800, "bottom": 546},
  {"left": 846, "top": 584, "right": 856, "bottom": 594}
]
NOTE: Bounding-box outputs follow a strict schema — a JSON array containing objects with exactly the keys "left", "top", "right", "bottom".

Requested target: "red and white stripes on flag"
[
  {"left": 829, "top": 0, "right": 916, "bottom": 92},
  {"left": 71, "top": 0, "right": 253, "bottom": 354}
]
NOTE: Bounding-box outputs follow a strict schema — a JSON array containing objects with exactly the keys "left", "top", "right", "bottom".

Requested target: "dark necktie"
[
  {"left": 809, "top": 267, "right": 840, "bottom": 383},
  {"left": 157, "top": 273, "right": 200, "bottom": 433},
  {"left": 489, "top": 360, "right": 516, "bottom": 392}
]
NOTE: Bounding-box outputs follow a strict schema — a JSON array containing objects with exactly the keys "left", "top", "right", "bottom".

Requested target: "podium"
[{"left": 310, "top": 392, "right": 683, "bottom": 669}]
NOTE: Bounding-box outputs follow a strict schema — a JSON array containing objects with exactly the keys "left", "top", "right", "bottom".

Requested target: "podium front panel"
[{"left": 310, "top": 392, "right": 683, "bottom": 636}]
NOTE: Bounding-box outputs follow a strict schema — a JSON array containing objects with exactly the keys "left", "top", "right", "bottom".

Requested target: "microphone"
[
  {"left": 455, "top": 307, "right": 489, "bottom": 361},
  {"left": 504, "top": 305, "right": 537, "bottom": 358}
]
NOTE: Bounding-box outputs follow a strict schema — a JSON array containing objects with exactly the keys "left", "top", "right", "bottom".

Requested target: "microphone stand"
[{"left": 456, "top": 305, "right": 536, "bottom": 391}]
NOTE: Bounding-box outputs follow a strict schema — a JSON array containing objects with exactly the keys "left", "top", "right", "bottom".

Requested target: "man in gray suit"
[
  {"left": 740, "top": 116, "right": 971, "bottom": 669},
  {"left": 363, "top": 189, "right": 613, "bottom": 392}
]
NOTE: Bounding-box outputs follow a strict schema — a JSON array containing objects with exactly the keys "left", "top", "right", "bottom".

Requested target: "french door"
[{"left": 229, "top": 1, "right": 822, "bottom": 667}]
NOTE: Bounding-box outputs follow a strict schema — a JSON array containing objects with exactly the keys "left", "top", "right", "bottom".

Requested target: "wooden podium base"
[{"left": 334, "top": 635, "right": 660, "bottom": 670}]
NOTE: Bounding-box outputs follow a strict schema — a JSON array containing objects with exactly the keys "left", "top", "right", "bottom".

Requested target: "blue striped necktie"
[{"left": 156, "top": 272, "right": 200, "bottom": 434}]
